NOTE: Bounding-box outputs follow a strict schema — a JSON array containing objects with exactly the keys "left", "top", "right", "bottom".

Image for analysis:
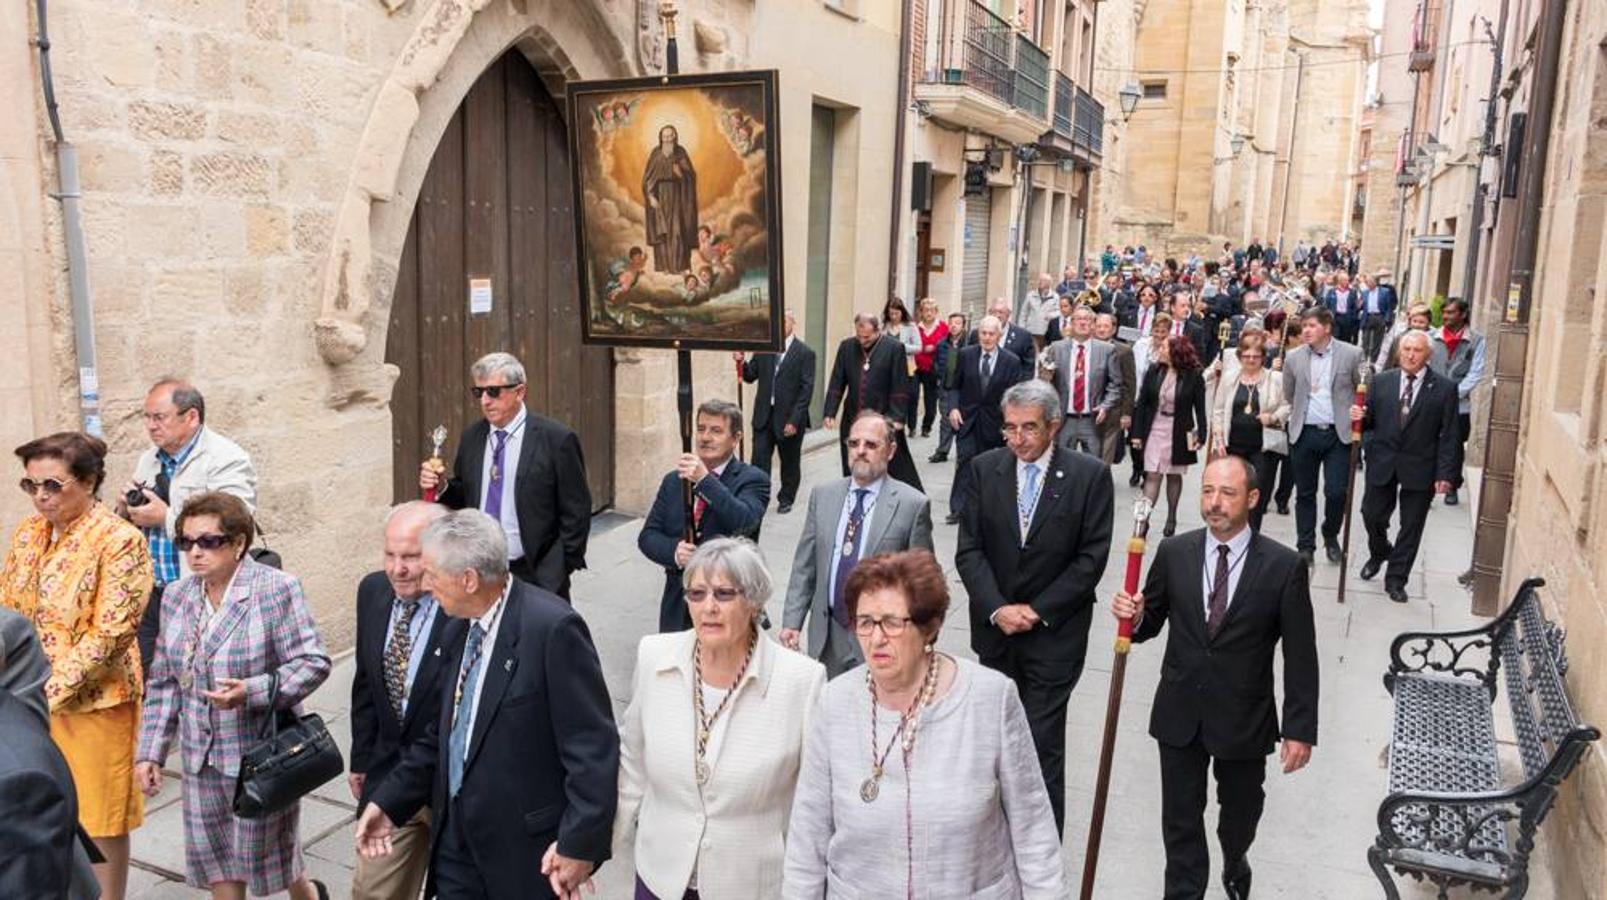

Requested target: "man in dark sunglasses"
[
  {"left": 122, "top": 378, "right": 258, "bottom": 677},
  {"left": 419, "top": 352, "right": 592, "bottom": 599}
]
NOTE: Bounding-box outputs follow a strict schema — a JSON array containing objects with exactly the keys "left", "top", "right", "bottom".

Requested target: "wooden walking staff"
[
  {"left": 1079, "top": 496, "right": 1155, "bottom": 900},
  {"left": 1336, "top": 362, "right": 1371, "bottom": 605}
]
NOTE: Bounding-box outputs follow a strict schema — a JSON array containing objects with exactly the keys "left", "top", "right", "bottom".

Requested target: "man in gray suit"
[
  {"left": 779, "top": 412, "right": 934, "bottom": 677},
  {"left": 1043, "top": 306, "right": 1124, "bottom": 455},
  {"left": 1282, "top": 306, "right": 1365, "bottom": 566},
  {"left": 0, "top": 607, "right": 49, "bottom": 726}
]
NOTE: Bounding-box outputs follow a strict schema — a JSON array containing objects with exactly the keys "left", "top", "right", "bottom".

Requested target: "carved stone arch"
[{"left": 313, "top": 0, "right": 632, "bottom": 401}]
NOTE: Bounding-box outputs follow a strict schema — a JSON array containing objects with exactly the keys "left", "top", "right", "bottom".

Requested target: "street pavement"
[{"left": 126, "top": 427, "right": 1556, "bottom": 898}]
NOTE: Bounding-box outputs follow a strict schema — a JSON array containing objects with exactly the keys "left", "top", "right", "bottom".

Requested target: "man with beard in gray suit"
[{"left": 779, "top": 413, "right": 934, "bottom": 677}]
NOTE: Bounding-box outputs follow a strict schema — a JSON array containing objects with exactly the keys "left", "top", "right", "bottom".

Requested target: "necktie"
[
  {"left": 1072, "top": 344, "right": 1088, "bottom": 414},
  {"left": 981, "top": 352, "right": 994, "bottom": 388},
  {"left": 1018, "top": 464, "right": 1041, "bottom": 542},
  {"left": 693, "top": 495, "right": 708, "bottom": 532},
  {"left": 484, "top": 429, "right": 509, "bottom": 520},
  {"left": 1206, "top": 544, "right": 1232, "bottom": 639},
  {"left": 1139, "top": 307, "right": 1151, "bottom": 334},
  {"left": 830, "top": 489, "right": 871, "bottom": 628},
  {"left": 383, "top": 597, "right": 421, "bottom": 722},
  {"left": 1401, "top": 372, "right": 1417, "bottom": 418},
  {"left": 448, "top": 622, "right": 488, "bottom": 796}
]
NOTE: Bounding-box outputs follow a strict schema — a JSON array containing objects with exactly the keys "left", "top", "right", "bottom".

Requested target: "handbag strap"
[{"left": 259, "top": 673, "right": 280, "bottom": 741}]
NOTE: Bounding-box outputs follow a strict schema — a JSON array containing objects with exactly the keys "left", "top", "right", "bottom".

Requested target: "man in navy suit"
[
  {"left": 1351, "top": 331, "right": 1460, "bottom": 603},
  {"left": 966, "top": 296, "right": 1039, "bottom": 368},
  {"left": 1322, "top": 272, "right": 1362, "bottom": 345},
  {"left": 1357, "top": 270, "right": 1399, "bottom": 361},
  {"left": 356, "top": 510, "right": 618, "bottom": 900},
  {"left": 737, "top": 309, "right": 815, "bottom": 513},
  {"left": 946, "top": 315, "right": 1027, "bottom": 524},
  {"left": 638, "top": 400, "right": 770, "bottom": 632},
  {"left": 419, "top": 352, "right": 592, "bottom": 599},
  {"left": 348, "top": 501, "right": 468, "bottom": 899}
]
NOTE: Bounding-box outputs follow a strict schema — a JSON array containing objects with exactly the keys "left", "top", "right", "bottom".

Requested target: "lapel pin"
[
  {"left": 1055, "top": 470, "right": 1064, "bottom": 479},
  {"left": 504, "top": 659, "right": 513, "bottom": 672},
  {"left": 433, "top": 647, "right": 442, "bottom": 657}
]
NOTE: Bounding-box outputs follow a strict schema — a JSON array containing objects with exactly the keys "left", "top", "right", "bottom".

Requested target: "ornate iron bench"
[{"left": 1369, "top": 577, "right": 1599, "bottom": 898}]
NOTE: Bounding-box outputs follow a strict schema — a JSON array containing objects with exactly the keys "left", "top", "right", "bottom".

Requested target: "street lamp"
[{"left": 1117, "top": 82, "right": 1141, "bottom": 121}]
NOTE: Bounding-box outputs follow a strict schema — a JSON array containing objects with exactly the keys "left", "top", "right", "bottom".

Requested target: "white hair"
[
  {"left": 682, "top": 537, "right": 772, "bottom": 613},
  {"left": 1001, "top": 378, "right": 1064, "bottom": 424},
  {"left": 421, "top": 510, "right": 510, "bottom": 582},
  {"left": 470, "top": 352, "right": 526, "bottom": 385},
  {"left": 385, "top": 500, "right": 448, "bottom": 531}
]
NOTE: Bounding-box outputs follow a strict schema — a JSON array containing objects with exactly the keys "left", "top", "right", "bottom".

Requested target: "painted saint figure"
[{"left": 643, "top": 125, "right": 699, "bottom": 273}]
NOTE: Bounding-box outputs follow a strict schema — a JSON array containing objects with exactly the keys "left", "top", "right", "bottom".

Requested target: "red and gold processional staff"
[
  {"left": 1336, "top": 362, "right": 1371, "bottom": 605},
  {"left": 1079, "top": 496, "right": 1154, "bottom": 899}
]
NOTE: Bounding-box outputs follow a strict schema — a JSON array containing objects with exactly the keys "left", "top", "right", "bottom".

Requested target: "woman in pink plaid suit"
[{"left": 134, "top": 492, "right": 332, "bottom": 900}]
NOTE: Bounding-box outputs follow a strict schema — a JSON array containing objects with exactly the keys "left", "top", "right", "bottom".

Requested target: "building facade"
[
  {"left": 0, "top": 0, "right": 901, "bottom": 647},
  {"left": 1112, "top": 0, "right": 1371, "bottom": 257}
]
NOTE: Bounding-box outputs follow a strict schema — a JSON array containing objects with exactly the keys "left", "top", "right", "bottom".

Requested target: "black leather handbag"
[{"left": 232, "top": 674, "right": 343, "bottom": 819}]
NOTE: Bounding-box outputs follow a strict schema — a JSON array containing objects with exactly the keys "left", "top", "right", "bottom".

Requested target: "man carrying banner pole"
[{"left": 1108, "top": 455, "right": 1319, "bottom": 900}]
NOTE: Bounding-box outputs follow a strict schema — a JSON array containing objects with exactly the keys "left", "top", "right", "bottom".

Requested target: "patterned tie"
[
  {"left": 981, "top": 352, "right": 994, "bottom": 389},
  {"left": 448, "top": 622, "right": 488, "bottom": 797},
  {"left": 1018, "top": 463, "right": 1041, "bottom": 543},
  {"left": 483, "top": 429, "right": 509, "bottom": 520},
  {"left": 382, "top": 597, "right": 421, "bottom": 723},
  {"left": 1206, "top": 544, "right": 1232, "bottom": 639},
  {"left": 1401, "top": 372, "right": 1417, "bottom": 419},
  {"left": 1072, "top": 344, "right": 1088, "bottom": 414},
  {"left": 830, "top": 489, "right": 871, "bottom": 628}
]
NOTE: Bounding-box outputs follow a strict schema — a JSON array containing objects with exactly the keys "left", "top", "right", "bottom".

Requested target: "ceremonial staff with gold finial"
[
  {"left": 1079, "top": 496, "right": 1155, "bottom": 900},
  {"left": 1336, "top": 360, "right": 1371, "bottom": 605}
]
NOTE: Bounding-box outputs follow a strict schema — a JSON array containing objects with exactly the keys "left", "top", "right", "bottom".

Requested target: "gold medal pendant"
[
  {"left": 842, "top": 542, "right": 854, "bottom": 557},
  {"left": 695, "top": 759, "right": 711, "bottom": 785},
  {"left": 860, "top": 776, "right": 880, "bottom": 803},
  {"left": 179, "top": 671, "right": 193, "bottom": 691},
  {"left": 862, "top": 361, "right": 870, "bottom": 371}
]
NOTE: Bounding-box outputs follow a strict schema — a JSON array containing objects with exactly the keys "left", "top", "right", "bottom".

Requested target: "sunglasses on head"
[
  {"left": 471, "top": 383, "right": 523, "bottom": 399},
  {"left": 19, "top": 477, "right": 76, "bottom": 497},
  {"left": 176, "top": 533, "right": 231, "bottom": 552}
]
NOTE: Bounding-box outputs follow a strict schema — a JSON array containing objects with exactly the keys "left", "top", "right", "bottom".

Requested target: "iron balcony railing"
[
  {"left": 924, "top": 0, "right": 1052, "bottom": 119},
  {"left": 1052, "top": 71, "right": 1074, "bottom": 139},
  {"left": 1013, "top": 34, "right": 1049, "bottom": 119},
  {"left": 1072, "top": 85, "right": 1104, "bottom": 157}
]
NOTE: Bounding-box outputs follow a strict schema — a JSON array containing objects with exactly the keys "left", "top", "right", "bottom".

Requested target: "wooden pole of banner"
[{"left": 662, "top": 5, "right": 697, "bottom": 542}]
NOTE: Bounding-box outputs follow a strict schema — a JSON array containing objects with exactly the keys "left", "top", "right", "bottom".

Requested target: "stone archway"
[{"left": 310, "top": 0, "right": 631, "bottom": 388}]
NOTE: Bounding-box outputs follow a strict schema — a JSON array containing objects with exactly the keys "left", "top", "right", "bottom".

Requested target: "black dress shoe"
[
  {"left": 1299, "top": 550, "right": 1314, "bottom": 567},
  {"left": 1324, "top": 542, "right": 1342, "bottom": 563},
  {"left": 1444, "top": 489, "right": 1460, "bottom": 506},
  {"left": 1387, "top": 585, "right": 1409, "bottom": 603},
  {"left": 928, "top": 452, "right": 948, "bottom": 463},
  {"left": 1222, "top": 868, "right": 1252, "bottom": 900},
  {"left": 1360, "top": 557, "right": 1383, "bottom": 580},
  {"left": 1276, "top": 502, "right": 1290, "bottom": 515},
  {"left": 920, "top": 428, "right": 931, "bottom": 438},
  {"left": 1128, "top": 471, "right": 1143, "bottom": 487},
  {"left": 776, "top": 501, "right": 793, "bottom": 514},
  {"left": 944, "top": 513, "right": 960, "bottom": 525}
]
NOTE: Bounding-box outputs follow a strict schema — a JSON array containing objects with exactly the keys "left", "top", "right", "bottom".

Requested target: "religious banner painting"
[{"left": 567, "top": 70, "right": 784, "bottom": 351}]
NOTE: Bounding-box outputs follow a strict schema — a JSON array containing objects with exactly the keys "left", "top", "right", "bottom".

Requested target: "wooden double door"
[{"left": 387, "top": 51, "right": 614, "bottom": 510}]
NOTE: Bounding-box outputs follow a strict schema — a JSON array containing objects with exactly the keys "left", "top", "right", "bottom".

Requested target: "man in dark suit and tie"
[
  {"left": 737, "top": 309, "right": 815, "bottom": 513},
  {"left": 357, "top": 510, "right": 619, "bottom": 900},
  {"left": 928, "top": 312, "right": 969, "bottom": 464},
  {"left": 823, "top": 313, "right": 923, "bottom": 492},
  {"left": 1112, "top": 455, "right": 1318, "bottom": 900},
  {"left": 349, "top": 501, "right": 469, "bottom": 900},
  {"left": 638, "top": 400, "right": 770, "bottom": 632},
  {"left": 1168, "top": 290, "right": 1207, "bottom": 359},
  {"left": 419, "top": 352, "right": 592, "bottom": 599},
  {"left": 955, "top": 379, "right": 1114, "bottom": 834},
  {"left": 965, "top": 297, "right": 1038, "bottom": 368},
  {"left": 1352, "top": 331, "right": 1459, "bottom": 603},
  {"left": 945, "top": 315, "right": 1027, "bottom": 525}
]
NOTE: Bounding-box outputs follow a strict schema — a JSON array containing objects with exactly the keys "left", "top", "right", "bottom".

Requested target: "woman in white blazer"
[
  {"left": 615, "top": 538, "right": 826, "bottom": 900},
  {"left": 1209, "top": 331, "right": 1291, "bottom": 530}
]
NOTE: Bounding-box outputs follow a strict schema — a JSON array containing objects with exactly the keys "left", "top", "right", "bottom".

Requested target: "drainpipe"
[
  {"left": 1469, "top": 0, "right": 1568, "bottom": 615},
  {"left": 887, "top": 0, "right": 914, "bottom": 301},
  {"left": 33, "top": 0, "right": 102, "bottom": 437},
  {"left": 1458, "top": 2, "right": 1507, "bottom": 307}
]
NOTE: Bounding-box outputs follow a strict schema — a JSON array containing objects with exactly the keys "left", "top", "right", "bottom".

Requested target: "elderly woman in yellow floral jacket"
[{"left": 2, "top": 431, "right": 153, "bottom": 900}]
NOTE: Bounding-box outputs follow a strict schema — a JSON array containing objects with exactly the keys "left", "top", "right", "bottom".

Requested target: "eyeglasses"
[
  {"left": 685, "top": 587, "right": 743, "bottom": 604},
  {"left": 18, "top": 477, "right": 74, "bottom": 497},
  {"left": 854, "top": 614, "right": 915, "bottom": 637},
  {"left": 1000, "top": 422, "right": 1045, "bottom": 437},
  {"left": 471, "top": 383, "right": 523, "bottom": 399},
  {"left": 176, "top": 533, "right": 231, "bottom": 552}
]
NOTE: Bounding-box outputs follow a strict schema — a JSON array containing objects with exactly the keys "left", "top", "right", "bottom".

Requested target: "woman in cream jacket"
[
  {"left": 1210, "top": 331, "right": 1292, "bottom": 530},
  {"left": 615, "top": 538, "right": 825, "bottom": 899}
]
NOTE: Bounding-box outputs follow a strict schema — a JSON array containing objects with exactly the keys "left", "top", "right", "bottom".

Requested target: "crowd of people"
[{"left": 0, "top": 235, "right": 1488, "bottom": 900}]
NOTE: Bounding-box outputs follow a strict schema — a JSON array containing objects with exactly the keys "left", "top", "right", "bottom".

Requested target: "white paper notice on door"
[{"left": 468, "top": 277, "right": 493, "bottom": 315}]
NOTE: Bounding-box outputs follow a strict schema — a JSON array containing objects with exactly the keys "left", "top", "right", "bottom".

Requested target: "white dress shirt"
[
  {"left": 458, "top": 580, "right": 512, "bottom": 740},
  {"left": 480, "top": 406, "right": 528, "bottom": 560},
  {"left": 772, "top": 336, "right": 795, "bottom": 404},
  {"left": 1305, "top": 342, "right": 1336, "bottom": 426},
  {"left": 1136, "top": 304, "right": 1156, "bottom": 335},
  {"left": 1063, "top": 340, "right": 1095, "bottom": 413},
  {"left": 1200, "top": 526, "right": 1253, "bottom": 617}
]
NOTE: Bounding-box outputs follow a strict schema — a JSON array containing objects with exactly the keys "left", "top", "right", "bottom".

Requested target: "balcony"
[
  {"left": 1052, "top": 71, "right": 1073, "bottom": 140},
  {"left": 1071, "top": 85, "right": 1104, "bottom": 161},
  {"left": 915, "top": 0, "right": 1053, "bottom": 145}
]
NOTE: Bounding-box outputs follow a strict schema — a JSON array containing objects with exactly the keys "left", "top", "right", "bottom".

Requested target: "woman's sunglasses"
[
  {"left": 470, "top": 383, "right": 522, "bottom": 399},
  {"left": 176, "top": 533, "right": 231, "bottom": 552},
  {"left": 18, "top": 477, "right": 74, "bottom": 497}
]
